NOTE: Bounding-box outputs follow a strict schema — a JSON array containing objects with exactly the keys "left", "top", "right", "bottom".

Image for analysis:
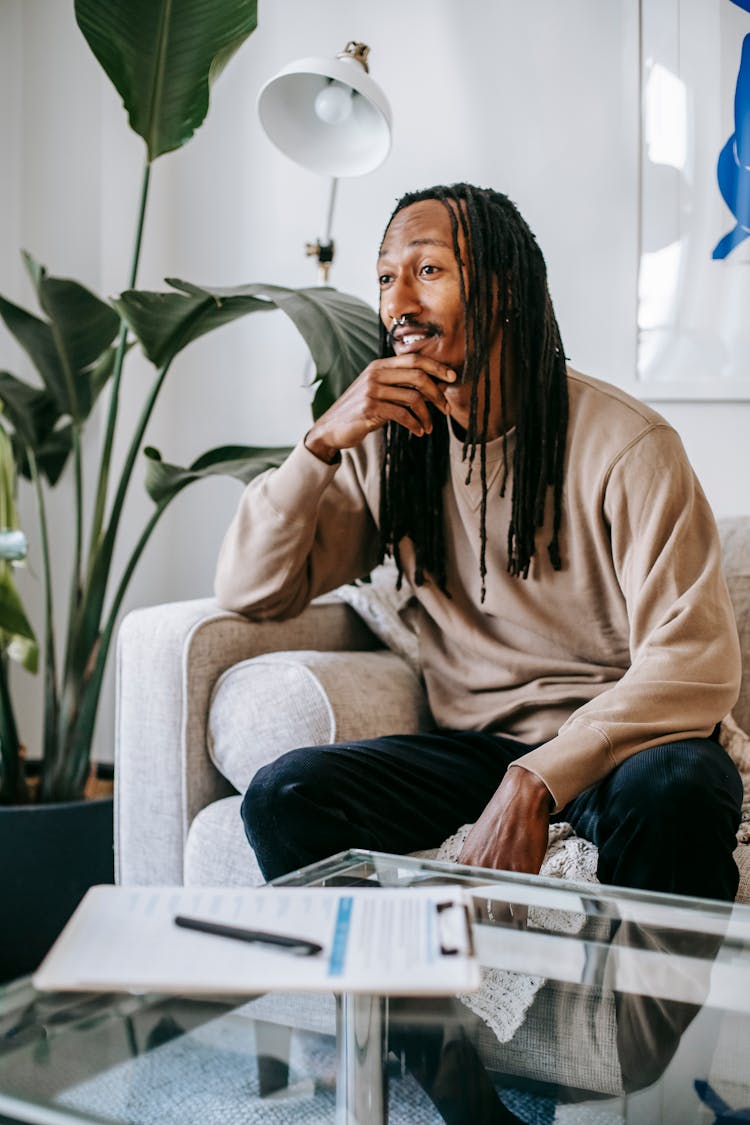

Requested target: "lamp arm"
[
  {"left": 306, "top": 175, "right": 339, "bottom": 283},
  {"left": 322, "top": 176, "right": 339, "bottom": 244}
]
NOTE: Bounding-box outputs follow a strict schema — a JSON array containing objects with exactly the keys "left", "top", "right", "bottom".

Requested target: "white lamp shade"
[{"left": 258, "top": 54, "right": 392, "bottom": 177}]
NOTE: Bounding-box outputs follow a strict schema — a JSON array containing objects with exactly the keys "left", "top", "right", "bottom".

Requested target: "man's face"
[
  {"left": 377, "top": 199, "right": 468, "bottom": 373},
  {"left": 377, "top": 198, "right": 510, "bottom": 436}
]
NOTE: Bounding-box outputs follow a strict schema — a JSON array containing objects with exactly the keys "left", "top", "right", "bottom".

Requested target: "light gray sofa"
[{"left": 113, "top": 517, "right": 750, "bottom": 1103}]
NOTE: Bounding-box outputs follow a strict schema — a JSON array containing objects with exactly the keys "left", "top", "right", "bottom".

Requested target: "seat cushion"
[
  {"left": 207, "top": 648, "right": 429, "bottom": 795},
  {"left": 184, "top": 795, "right": 263, "bottom": 886}
]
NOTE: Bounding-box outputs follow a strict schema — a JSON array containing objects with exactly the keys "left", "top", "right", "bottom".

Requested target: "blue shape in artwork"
[
  {"left": 713, "top": 33, "right": 750, "bottom": 258},
  {"left": 694, "top": 1080, "right": 750, "bottom": 1122},
  {"left": 729, "top": 0, "right": 750, "bottom": 12}
]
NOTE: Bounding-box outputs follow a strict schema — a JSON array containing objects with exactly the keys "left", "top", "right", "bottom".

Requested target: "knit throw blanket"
[{"left": 429, "top": 822, "right": 599, "bottom": 1044}]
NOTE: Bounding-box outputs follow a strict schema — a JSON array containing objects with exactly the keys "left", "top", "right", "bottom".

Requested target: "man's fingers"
[
  {"left": 374, "top": 384, "right": 438, "bottom": 431},
  {"left": 380, "top": 371, "right": 452, "bottom": 414},
  {"left": 379, "top": 351, "right": 457, "bottom": 379},
  {"left": 384, "top": 404, "right": 429, "bottom": 437},
  {"left": 384, "top": 362, "right": 457, "bottom": 388}
]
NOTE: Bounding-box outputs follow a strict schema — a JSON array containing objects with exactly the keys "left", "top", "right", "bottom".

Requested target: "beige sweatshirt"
[{"left": 215, "top": 370, "right": 741, "bottom": 811}]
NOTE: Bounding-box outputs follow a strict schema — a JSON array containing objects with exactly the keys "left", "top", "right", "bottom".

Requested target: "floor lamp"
[{"left": 257, "top": 41, "right": 392, "bottom": 282}]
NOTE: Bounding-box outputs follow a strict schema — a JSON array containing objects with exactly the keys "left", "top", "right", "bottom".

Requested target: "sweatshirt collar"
[
  {"left": 447, "top": 417, "right": 516, "bottom": 464},
  {"left": 447, "top": 419, "right": 516, "bottom": 508}
]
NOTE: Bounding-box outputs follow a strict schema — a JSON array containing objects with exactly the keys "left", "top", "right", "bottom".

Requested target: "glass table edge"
[{"left": 270, "top": 847, "right": 748, "bottom": 919}]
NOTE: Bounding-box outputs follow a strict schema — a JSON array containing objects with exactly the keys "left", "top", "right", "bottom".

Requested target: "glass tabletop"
[{"left": 0, "top": 850, "right": 748, "bottom": 1124}]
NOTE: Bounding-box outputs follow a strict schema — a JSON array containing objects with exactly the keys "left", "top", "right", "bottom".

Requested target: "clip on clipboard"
[{"left": 436, "top": 900, "right": 475, "bottom": 957}]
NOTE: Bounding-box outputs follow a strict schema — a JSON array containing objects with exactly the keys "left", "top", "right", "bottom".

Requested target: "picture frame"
[{"left": 637, "top": 0, "right": 750, "bottom": 400}]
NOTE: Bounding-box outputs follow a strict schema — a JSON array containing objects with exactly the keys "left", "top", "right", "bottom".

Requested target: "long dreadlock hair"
[{"left": 378, "top": 183, "right": 568, "bottom": 600}]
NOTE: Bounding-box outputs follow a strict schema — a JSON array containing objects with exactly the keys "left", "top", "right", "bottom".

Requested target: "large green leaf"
[
  {"left": 116, "top": 282, "right": 380, "bottom": 405},
  {"left": 29, "top": 425, "right": 76, "bottom": 488},
  {"left": 144, "top": 444, "right": 291, "bottom": 505},
  {"left": 113, "top": 289, "right": 271, "bottom": 369},
  {"left": 38, "top": 278, "right": 120, "bottom": 418},
  {"left": 223, "top": 284, "right": 381, "bottom": 409},
  {"left": 0, "top": 258, "right": 120, "bottom": 425},
  {"left": 0, "top": 312, "right": 119, "bottom": 487},
  {"left": 7, "top": 417, "right": 74, "bottom": 489},
  {"left": 75, "top": 0, "right": 258, "bottom": 162},
  {"left": 0, "top": 371, "right": 58, "bottom": 451},
  {"left": 0, "top": 297, "right": 68, "bottom": 415}
]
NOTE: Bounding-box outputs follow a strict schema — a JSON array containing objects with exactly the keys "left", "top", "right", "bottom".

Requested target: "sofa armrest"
[{"left": 115, "top": 595, "right": 381, "bottom": 885}]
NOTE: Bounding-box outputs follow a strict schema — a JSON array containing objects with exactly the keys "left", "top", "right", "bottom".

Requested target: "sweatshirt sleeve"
[
  {"left": 214, "top": 437, "right": 381, "bottom": 620},
  {"left": 513, "top": 424, "right": 741, "bottom": 811}
]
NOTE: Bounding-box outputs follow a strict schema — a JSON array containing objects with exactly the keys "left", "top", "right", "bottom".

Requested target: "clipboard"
[{"left": 33, "top": 884, "right": 480, "bottom": 996}]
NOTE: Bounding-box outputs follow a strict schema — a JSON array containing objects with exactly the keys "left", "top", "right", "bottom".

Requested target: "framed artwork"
[{"left": 637, "top": 0, "right": 750, "bottom": 399}]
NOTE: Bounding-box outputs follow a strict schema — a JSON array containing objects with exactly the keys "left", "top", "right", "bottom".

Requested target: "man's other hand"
[
  {"left": 304, "top": 356, "right": 456, "bottom": 463},
  {"left": 457, "top": 765, "right": 552, "bottom": 876}
]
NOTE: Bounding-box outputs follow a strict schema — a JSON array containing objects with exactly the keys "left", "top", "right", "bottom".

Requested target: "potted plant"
[{"left": 0, "top": 0, "right": 379, "bottom": 980}]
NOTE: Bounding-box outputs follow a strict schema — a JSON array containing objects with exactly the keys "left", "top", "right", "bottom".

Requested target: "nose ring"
[{"left": 391, "top": 314, "right": 408, "bottom": 329}]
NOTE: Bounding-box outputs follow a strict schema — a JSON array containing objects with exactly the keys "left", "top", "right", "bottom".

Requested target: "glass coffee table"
[{"left": 1, "top": 849, "right": 749, "bottom": 1124}]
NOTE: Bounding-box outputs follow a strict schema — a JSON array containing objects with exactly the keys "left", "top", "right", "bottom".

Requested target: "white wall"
[{"left": 1, "top": 0, "right": 748, "bottom": 761}]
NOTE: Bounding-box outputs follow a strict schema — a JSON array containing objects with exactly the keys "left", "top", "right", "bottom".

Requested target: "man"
[{"left": 215, "top": 183, "right": 743, "bottom": 901}]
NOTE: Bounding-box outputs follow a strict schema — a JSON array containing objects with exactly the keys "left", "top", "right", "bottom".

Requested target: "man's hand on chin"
[{"left": 457, "top": 765, "right": 552, "bottom": 876}]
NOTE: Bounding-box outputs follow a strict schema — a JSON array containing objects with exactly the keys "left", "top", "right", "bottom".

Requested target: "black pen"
[{"left": 174, "top": 914, "right": 323, "bottom": 956}]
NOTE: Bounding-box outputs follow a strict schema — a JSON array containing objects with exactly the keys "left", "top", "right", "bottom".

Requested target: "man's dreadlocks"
[{"left": 378, "top": 183, "right": 568, "bottom": 599}]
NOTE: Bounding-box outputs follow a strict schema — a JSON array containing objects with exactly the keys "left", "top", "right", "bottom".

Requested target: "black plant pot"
[{"left": 0, "top": 796, "right": 114, "bottom": 983}]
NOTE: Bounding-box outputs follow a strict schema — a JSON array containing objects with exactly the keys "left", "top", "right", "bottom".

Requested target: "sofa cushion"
[
  {"left": 207, "top": 649, "right": 429, "bottom": 796},
  {"left": 184, "top": 795, "right": 263, "bottom": 887}
]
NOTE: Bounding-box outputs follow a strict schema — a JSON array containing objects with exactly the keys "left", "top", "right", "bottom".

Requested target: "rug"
[{"left": 56, "top": 1003, "right": 628, "bottom": 1124}]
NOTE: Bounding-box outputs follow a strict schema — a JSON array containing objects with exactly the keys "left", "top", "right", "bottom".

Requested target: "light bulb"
[{"left": 314, "top": 81, "right": 354, "bottom": 125}]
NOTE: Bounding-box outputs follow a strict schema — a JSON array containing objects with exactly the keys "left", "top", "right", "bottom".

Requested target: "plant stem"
[
  {"left": 56, "top": 358, "right": 173, "bottom": 796},
  {"left": 71, "top": 424, "right": 84, "bottom": 616},
  {"left": 84, "top": 357, "right": 172, "bottom": 626},
  {"left": 28, "top": 449, "right": 59, "bottom": 774},
  {"left": 67, "top": 500, "right": 168, "bottom": 797},
  {"left": 57, "top": 422, "right": 85, "bottom": 761},
  {"left": 108, "top": 361, "right": 171, "bottom": 540},
  {"left": 89, "top": 160, "right": 152, "bottom": 562}
]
